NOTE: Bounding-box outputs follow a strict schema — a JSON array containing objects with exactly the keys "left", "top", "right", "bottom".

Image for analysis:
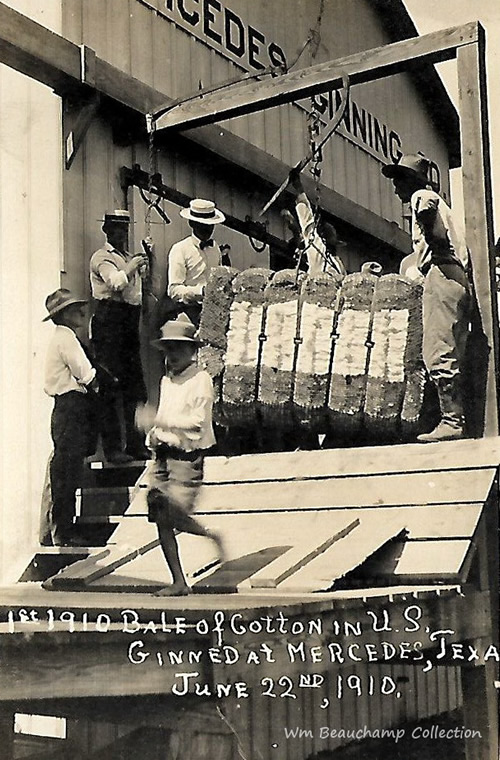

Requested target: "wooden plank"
[
  {"left": 193, "top": 546, "right": 290, "bottom": 593},
  {"left": 393, "top": 540, "right": 471, "bottom": 576},
  {"left": 75, "top": 502, "right": 483, "bottom": 592},
  {"left": 248, "top": 519, "right": 360, "bottom": 588},
  {"left": 457, "top": 33, "right": 499, "bottom": 438},
  {"left": 0, "top": 632, "right": 209, "bottom": 700},
  {"left": 152, "top": 22, "right": 478, "bottom": 131},
  {"left": 201, "top": 438, "right": 500, "bottom": 486},
  {"left": 191, "top": 469, "right": 494, "bottom": 513}
]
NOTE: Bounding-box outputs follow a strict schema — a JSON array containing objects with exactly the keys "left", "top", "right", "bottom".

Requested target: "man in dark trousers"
[
  {"left": 382, "top": 155, "right": 471, "bottom": 442},
  {"left": 90, "top": 209, "right": 149, "bottom": 463}
]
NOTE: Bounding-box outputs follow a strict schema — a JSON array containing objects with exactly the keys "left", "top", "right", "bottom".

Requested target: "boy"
[
  {"left": 137, "top": 314, "right": 225, "bottom": 596},
  {"left": 43, "top": 288, "right": 97, "bottom": 546}
]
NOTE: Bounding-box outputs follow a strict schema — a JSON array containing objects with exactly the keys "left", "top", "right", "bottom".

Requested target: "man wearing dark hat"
[
  {"left": 42, "top": 288, "right": 97, "bottom": 545},
  {"left": 165, "top": 199, "right": 226, "bottom": 326},
  {"left": 90, "top": 210, "right": 150, "bottom": 463},
  {"left": 382, "top": 154, "right": 471, "bottom": 442}
]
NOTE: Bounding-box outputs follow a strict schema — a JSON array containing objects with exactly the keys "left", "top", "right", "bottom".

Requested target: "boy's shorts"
[{"left": 147, "top": 445, "right": 204, "bottom": 525}]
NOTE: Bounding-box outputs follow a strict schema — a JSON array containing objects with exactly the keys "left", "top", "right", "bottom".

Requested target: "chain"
[
  {"left": 307, "top": 96, "right": 323, "bottom": 228},
  {"left": 145, "top": 121, "right": 157, "bottom": 241}
]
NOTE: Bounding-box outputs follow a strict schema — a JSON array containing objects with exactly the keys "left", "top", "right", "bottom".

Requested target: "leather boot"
[{"left": 417, "top": 377, "right": 464, "bottom": 443}]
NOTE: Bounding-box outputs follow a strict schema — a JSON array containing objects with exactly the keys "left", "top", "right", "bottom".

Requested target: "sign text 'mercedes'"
[{"left": 150, "top": 0, "right": 287, "bottom": 72}]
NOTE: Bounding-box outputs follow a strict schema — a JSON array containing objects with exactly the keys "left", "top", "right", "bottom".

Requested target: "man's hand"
[
  {"left": 125, "top": 254, "right": 149, "bottom": 278},
  {"left": 135, "top": 403, "right": 157, "bottom": 433}
]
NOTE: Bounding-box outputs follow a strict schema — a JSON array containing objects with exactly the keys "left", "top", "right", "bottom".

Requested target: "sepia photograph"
[{"left": 0, "top": 0, "right": 499, "bottom": 758}]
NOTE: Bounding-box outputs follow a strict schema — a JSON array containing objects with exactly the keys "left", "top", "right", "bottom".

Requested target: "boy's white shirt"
[{"left": 147, "top": 363, "right": 216, "bottom": 452}]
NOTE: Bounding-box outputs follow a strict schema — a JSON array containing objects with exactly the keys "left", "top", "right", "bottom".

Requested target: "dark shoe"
[{"left": 106, "top": 451, "right": 134, "bottom": 465}]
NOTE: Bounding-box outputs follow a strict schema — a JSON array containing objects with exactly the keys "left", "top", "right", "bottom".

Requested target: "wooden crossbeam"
[{"left": 152, "top": 22, "right": 478, "bottom": 132}]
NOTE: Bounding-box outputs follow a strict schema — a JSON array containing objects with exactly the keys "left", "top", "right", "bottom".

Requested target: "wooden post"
[
  {"left": 457, "top": 24, "right": 499, "bottom": 437},
  {"left": 461, "top": 663, "right": 498, "bottom": 760},
  {"left": 0, "top": 712, "right": 14, "bottom": 760}
]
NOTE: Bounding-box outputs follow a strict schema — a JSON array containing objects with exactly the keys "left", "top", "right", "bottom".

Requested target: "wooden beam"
[
  {"left": 0, "top": 2, "right": 79, "bottom": 92},
  {"left": 0, "top": 630, "right": 210, "bottom": 700},
  {"left": 457, "top": 29, "right": 499, "bottom": 438},
  {"left": 152, "top": 22, "right": 479, "bottom": 132}
]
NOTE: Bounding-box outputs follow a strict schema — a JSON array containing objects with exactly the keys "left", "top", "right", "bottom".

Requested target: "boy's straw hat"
[{"left": 151, "top": 314, "right": 203, "bottom": 349}]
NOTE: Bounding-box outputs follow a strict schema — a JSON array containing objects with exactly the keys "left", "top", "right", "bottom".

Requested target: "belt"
[{"left": 156, "top": 444, "right": 201, "bottom": 461}]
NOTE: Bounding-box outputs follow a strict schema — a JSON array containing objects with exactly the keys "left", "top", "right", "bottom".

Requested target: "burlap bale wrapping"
[
  {"left": 364, "top": 274, "right": 413, "bottom": 437},
  {"left": 293, "top": 272, "right": 343, "bottom": 427},
  {"left": 198, "top": 344, "right": 224, "bottom": 424},
  {"left": 258, "top": 270, "right": 301, "bottom": 426},
  {"left": 400, "top": 277, "right": 426, "bottom": 437},
  {"left": 198, "top": 266, "right": 239, "bottom": 349},
  {"left": 327, "top": 272, "right": 377, "bottom": 435},
  {"left": 222, "top": 268, "right": 273, "bottom": 424}
]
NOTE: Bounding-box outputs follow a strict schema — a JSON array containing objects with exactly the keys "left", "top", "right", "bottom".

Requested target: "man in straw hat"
[
  {"left": 42, "top": 288, "right": 97, "bottom": 546},
  {"left": 135, "top": 314, "right": 225, "bottom": 595},
  {"left": 382, "top": 154, "right": 471, "bottom": 442},
  {"left": 90, "top": 209, "right": 150, "bottom": 463},
  {"left": 165, "top": 198, "right": 226, "bottom": 326}
]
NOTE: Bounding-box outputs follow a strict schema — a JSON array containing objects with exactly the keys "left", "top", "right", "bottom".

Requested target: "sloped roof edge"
[{"left": 368, "top": 0, "right": 461, "bottom": 168}]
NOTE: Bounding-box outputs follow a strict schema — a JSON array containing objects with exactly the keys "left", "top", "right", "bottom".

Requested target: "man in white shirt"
[
  {"left": 42, "top": 289, "right": 97, "bottom": 546},
  {"left": 382, "top": 154, "right": 471, "bottom": 442},
  {"left": 166, "top": 199, "right": 225, "bottom": 326},
  {"left": 90, "top": 210, "right": 149, "bottom": 463}
]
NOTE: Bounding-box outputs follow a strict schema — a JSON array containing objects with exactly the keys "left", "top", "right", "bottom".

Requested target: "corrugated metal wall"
[{"left": 0, "top": 1, "right": 63, "bottom": 583}]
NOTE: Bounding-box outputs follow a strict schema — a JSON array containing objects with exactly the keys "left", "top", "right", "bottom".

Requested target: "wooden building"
[
  {"left": 0, "top": 0, "right": 471, "bottom": 581},
  {"left": 0, "top": 1, "right": 498, "bottom": 759}
]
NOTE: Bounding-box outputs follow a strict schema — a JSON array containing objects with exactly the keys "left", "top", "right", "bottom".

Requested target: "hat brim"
[
  {"left": 180, "top": 208, "right": 225, "bottom": 224},
  {"left": 43, "top": 298, "right": 88, "bottom": 321},
  {"left": 382, "top": 163, "right": 426, "bottom": 182},
  {"left": 151, "top": 336, "right": 203, "bottom": 350}
]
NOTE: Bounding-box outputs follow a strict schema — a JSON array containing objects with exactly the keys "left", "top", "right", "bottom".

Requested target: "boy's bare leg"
[
  {"left": 174, "top": 512, "right": 227, "bottom": 565},
  {"left": 155, "top": 522, "right": 190, "bottom": 596}
]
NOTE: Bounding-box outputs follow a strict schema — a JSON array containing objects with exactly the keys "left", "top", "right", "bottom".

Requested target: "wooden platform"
[{"left": 39, "top": 438, "right": 500, "bottom": 595}]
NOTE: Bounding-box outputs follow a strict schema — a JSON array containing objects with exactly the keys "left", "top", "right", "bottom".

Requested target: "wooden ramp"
[{"left": 42, "top": 438, "right": 500, "bottom": 594}]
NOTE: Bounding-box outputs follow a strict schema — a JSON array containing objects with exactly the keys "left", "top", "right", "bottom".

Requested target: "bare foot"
[{"left": 154, "top": 584, "right": 191, "bottom": 597}]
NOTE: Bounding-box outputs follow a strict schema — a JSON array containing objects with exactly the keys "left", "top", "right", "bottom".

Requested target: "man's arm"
[{"left": 93, "top": 252, "right": 147, "bottom": 292}]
